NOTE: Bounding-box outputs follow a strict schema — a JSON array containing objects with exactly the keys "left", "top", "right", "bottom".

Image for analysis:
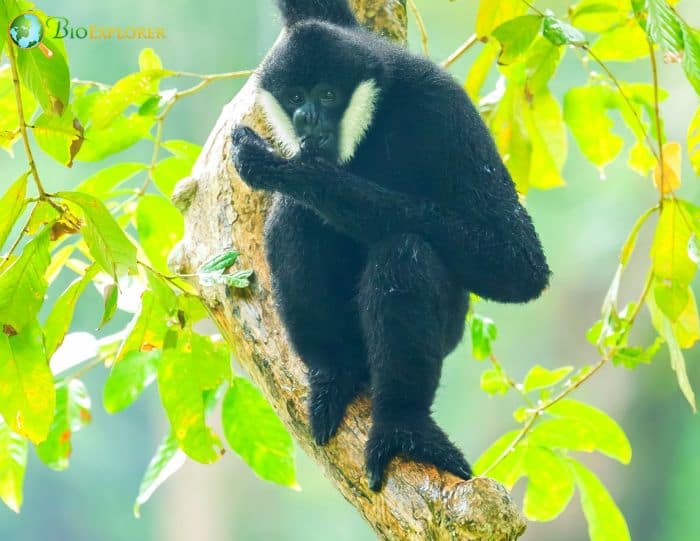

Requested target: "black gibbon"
[{"left": 231, "top": 0, "right": 550, "bottom": 491}]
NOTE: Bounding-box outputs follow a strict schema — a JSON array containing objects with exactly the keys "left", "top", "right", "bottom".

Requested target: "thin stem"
[
  {"left": 66, "top": 356, "right": 105, "bottom": 381},
  {"left": 648, "top": 39, "right": 666, "bottom": 203},
  {"left": 489, "top": 353, "right": 534, "bottom": 407},
  {"left": 7, "top": 41, "right": 49, "bottom": 198},
  {"left": 407, "top": 0, "right": 430, "bottom": 57},
  {"left": 481, "top": 353, "right": 610, "bottom": 476},
  {"left": 441, "top": 34, "right": 479, "bottom": 69},
  {"left": 586, "top": 47, "right": 660, "bottom": 162},
  {"left": 521, "top": 0, "right": 546, "bottom": 17},
  {"left": 139, "top": 99, "right": 175, "bottom": 195}
]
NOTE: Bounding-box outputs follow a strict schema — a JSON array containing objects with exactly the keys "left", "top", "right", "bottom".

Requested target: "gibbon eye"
[
  {"left": 288, "top": 92, "right": 304, "bottom": 105},
  {"left": 321, "top": 89, "right": 336, "bottom": 102}
]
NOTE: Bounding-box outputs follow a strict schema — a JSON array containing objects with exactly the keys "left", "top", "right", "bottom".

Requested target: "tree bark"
[{"left": 168, "top": 1, "right": 527, "bottom": 539}]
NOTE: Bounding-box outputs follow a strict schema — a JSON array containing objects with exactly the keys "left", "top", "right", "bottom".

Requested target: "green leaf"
[
  {"left": 32, "top": 109, "right": 82, "bottom": 166},
  {"left": 100, "top": 283, "right": 119, "bottom": 329},
  {"left": 0, "top": 172, "right": 28, "bottom": 251},
  {"left": 222, "top": 377, "right": 297, "bottom": 487},
  {"left": 653, "top": 277, "right": 690, "bottom": 322},
  {"left": 465, "top": 40, "right": 499, "bottom": 100},
  {"left": 475, "top": 0, "right": 528, "bottom": 38},
  {"left": 104, "top": 350, "right": 160, "bottom": 413},
  {"left": 152, "top": 155, "right": 196, "bottom": 198},
  {"left": 162, "top": 140, "right": 201, "bottom": 162},
  {"left": 44, "top": 266, "right": 98, "bottom": 358},
  {"left": 0, "top": 319, "right": 54, "bottom": 443},
  {"left": 469, "top": 314, "right": 497, "bottom": 361},
  {"left": 570, "top": 0, "right": 630, "bottom": 33},
  {"left": 590, "top": 20, "right": 650, "bottom": 61},
  {"left": 543, "top": 16, "right": 588, "bottom": 47},
  {"left": 569, "top": 459, "right": 631, "bottom": 541},
  {"left": 0, "top": 65, "right": 37, "bottom": 155},
  {"left": 664, "top": 315, "right": 696, "bottom": 412},
  {"left": 77, "top": 113, "right": 154, "bottom": 162},
  {"left": 647, "top": 293, "right": 698, "bottom": 410},
  {"left": 198, "top": 250, "right": 241, "bottom": 273},
  {"left": 139, "top": 48, "right": 163, "bottom": 71},
  {"left": 35, "top": 380, "right": 91, "bottom": 471},
  {"left": 473, "top": 430, "right": 527, "bottom": 488},
  {"left": 492, "top": 15, "right": 543, "bottom": 65},
  {"left": 0, "top": 417, "right": 28, "bottom": 513},
  {"left": 136, "top": 195, "right": 184, "bottom": 274},
  {"left": 523, "top": 447, "right": 575, "bottom": 521},
  {"left": 651, "top": 199, "right": 697, "bottom": 286},
  {"left": 116, "top": 290, "right": 171, "bottom": 361},
  {"left": 522, "top": 365, "right": 573, "bottom": 393},
  {"left": 157, "top": 331, "right": 230, "bottom": 463},
  {"left": 0, "top": 228, "right": 50, "bottom": 333},
  {"left": 15, "top": 31, "right": 70, "bottom": 115},
  {"left": 91, "top": 69, "right": 173, "bottom": 129},
  {"left": 681, "top": 23, "right": 700, "bottom": 95},
  {"left": 612, "top": 339, "right": 663, "bottom": 368},
  {"left": 133, "top": 431, "right": 186, "bottom": 518},
  {"left": 480, "top": 366, "right": 510, "bottom": 396},
  {"left": 689, "top": 107, "right": 700, "bottom": 176},
  {"left": 75, "top": 163, "right": 147, "bottom": 198},
  {"left": 548, "top": 399, "right": 631, "bottom": 463},
  {"left": 564, "top": 85, "right": 624, "bottom": 168},
  {"left": 640, "top": 0, "right": 684, "bottom": 56},
  {"left": 57, "top": 191, "right": 137, "bottom": 278}
]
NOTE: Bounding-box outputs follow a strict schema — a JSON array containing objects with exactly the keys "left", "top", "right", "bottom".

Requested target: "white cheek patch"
[
  {"left": 339, "top": 79, "right": 380, "bottom": 165},
  {"left": 258, "top": 89, "right": 301, "bottom": 157}
]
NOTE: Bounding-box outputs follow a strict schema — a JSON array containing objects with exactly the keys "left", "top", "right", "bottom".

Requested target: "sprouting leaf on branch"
[
  {"left": 543, "top": 16, "right": 588, "bottom": 47},
  {"left": 469, "top": 313, "right": 497, "bottom": 360},
  {"left": 197, "top": 250, "right": 253, "bottom": 289},
  {"left": 522, "top": 365, "right": 574, "bottom": 393}
]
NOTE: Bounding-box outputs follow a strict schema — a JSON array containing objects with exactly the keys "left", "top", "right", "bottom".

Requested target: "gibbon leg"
[
  {"left": 265, "top": 196, "right": 369, "bottom": 445},
  {"left": 358, "top": 233, "right": 472, "bottom": 491}
]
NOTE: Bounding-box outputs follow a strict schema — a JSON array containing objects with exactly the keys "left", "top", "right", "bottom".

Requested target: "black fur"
[
  {"left": 231, "top": 0, "right": 550, "bottom": 491},
  {"left": 274, "top": 0, "right": 357, "bottom": 27}
]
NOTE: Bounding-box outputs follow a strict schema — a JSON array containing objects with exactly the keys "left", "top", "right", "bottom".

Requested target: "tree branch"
[{"left": 169, "top": 1, "right": 526, "bottom": 539}]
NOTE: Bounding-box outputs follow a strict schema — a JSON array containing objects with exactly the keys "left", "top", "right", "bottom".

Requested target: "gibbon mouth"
[{"left": 301, "top": 134, "right": 334, "bottom": 152}]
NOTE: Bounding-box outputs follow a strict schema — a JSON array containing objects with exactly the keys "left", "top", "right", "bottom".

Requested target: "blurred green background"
[{"left": 0, "top": 1, "right": 699, "bottom": 540}]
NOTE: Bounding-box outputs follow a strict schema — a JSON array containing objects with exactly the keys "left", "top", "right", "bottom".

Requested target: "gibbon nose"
[{"left": 294, "top": 106, "right": 320, "bottom": 133}]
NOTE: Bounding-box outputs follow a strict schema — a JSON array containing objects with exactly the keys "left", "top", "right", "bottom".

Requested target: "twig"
[
  {"left": 407, "top": 0, "right": 430, "bottom": 57},
  {"left": 7, "top": 42, "right": 50, "bottom": 199},
  {"left": 489, "top": 353, "right": 534, "bottom": 407},
  {"left": 585, "top": 47, "right": 661, "bottom": 162},
  {"left": 648, "top": 39, "right": 666, "bottom": 203},
  {"left": 441, "top": 34, "right": 479, "bottom": 68}
]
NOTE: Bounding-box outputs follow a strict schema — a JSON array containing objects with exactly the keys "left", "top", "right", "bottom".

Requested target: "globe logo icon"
[{"left": 8, "top": 12, "right": 53, "bottom": 57}]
